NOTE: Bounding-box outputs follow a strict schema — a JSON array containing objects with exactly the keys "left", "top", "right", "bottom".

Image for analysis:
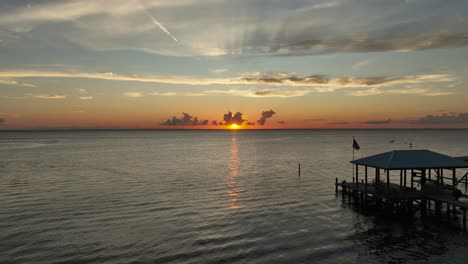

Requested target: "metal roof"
[{"left": 350, "top": 150, "right": 468, "bottom": 170}]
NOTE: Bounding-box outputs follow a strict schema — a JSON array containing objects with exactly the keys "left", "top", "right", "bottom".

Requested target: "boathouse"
[{"left": 336, "top": 149, "right": 468, "bottom": 229}]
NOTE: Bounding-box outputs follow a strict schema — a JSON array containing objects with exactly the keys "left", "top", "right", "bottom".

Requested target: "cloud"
[
  {"left": 362, "top": 119, "right": 392, "bottom": 125},
  {"left": 161, "top": 112, "right": 208, "bottom": 126},
  {"left": 79, "top": 96, "right": 94, "bottom": 100},
  {"left": 277, "top": 121, "right": 286, "bottom": 124},
  {"left": 257, "top": 110, "right": 276, "bottom": 126},
  {"left": 151, "top": 92, "right": 178, "bottom": 96},
  {"left": 211, "top": 69, "right": 229, "bottom": 74},
  {"left": 2, "top": 1, "right": 468, "bottom": 57},
  {"left": 0, "top": 118, "right": 5, "bottom": 125},
  {"left": 269, "top": 33, "right": 468, "bottom": 56},
  {"left": 330, "top": 122, "right": 351, "bottom": 125},
  {"left": 30, "top": 94, "right": 66, "bottom": 99},
  {"left": 212, "top": 120, "right": 218, "bottom": 126},
  {"left": 124, "top": 92, "right": 143, "bottom": 97},
  {"left": 0, "top": 71, "right": 453, "bottom": 93},
  {"left": 205, "top": 88, "right": 312, "bottom": 98},
  {"left": 0, "top": 79, "right": 36, "bottom": 87},
  {"left": 412, "top": 113, "right": 468, "bottom": 124},
  {"left": 223, "top": 112, "right": 246, "bottom": 125},
  {"left": 348, "top": 88, "right": 382, "bottom": 96}
]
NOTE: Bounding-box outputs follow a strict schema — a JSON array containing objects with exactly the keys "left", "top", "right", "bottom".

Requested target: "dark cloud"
[
  {"left": 257, "top": 110, "right": 276, "bottom": 126},
  {"left": 277, "top": 121, "right": 285, "bottom": 124},
  {"left": 268, "top": 33, "right": 468, "bottom": 56},
  {"left": 223, "top": 112, "right": 246, "bottom": 125},
  {"left": 412, "top": 113, "right": 468, "bottom": 124},
  {"left": 237, "top": 73, "right": 451, "bottom": 88},
  {"left": 212, "top": 120, "right": 218, "bottom": 126},
  {"left": 0, "top": 118, "right": 5, "bottom": 125},
  {"left": 362, "top": 119, "right": 392, "bottom": 125},
  {"left": 304, "top": 118, "right": 324, "bottom": 122},
  {"left": 161, "top": 112, "right": 208, "bottom": 126},
  {"left": 247, "top": 122, "right": 255, "bottom": 126},
  {"left": 330, "top": 122, "right": 351, "bottom": 125}
]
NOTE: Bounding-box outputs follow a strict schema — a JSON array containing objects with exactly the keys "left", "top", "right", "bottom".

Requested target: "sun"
[{"left": 230, "top": 124, "right": 239, "bottom": 129}]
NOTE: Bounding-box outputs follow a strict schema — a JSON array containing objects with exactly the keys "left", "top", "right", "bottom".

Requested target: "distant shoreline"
[{"left": 1, "top": 128, "right": 468, "bottom": 132}]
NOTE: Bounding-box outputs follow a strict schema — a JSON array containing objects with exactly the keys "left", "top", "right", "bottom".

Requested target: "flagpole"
[{"left": 352, "top": 136, "right": 355, "bottom": 179}]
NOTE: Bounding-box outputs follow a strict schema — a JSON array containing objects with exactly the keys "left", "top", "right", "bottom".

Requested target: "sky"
[{"left": 1, "top": 0, "right": 468, "bottom": 129}]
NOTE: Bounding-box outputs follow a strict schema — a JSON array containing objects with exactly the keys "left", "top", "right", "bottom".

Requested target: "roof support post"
[
  {"left": 365, "top": 166, "right": 368, "bottom": 189},
  {"left": 355, "top": 164, "right": 359, "bottom": 187},
  {"left": 400, "top": 170, "right": 403, "bottom": 188},
  {"left": 404, "top": 170, "right": 407, "bottom": 188},
  {"left": 386, "top": 170, "right": 390, "bottom": 189},
  {"left": 411, "top": 169, "right": 414, "bottom": 189}
]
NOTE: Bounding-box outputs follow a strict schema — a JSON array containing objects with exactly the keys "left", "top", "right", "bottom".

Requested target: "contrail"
[
  {"left": 139, "top": 2, "right": 178, "bottom": 43},
  {"left": 147, "top": 14, "right": 178, "bottom": 42}
]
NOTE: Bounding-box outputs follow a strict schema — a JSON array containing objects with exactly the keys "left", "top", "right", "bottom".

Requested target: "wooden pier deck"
[{"left": 336, "top": 180, "right": 468, "bottom": 230}]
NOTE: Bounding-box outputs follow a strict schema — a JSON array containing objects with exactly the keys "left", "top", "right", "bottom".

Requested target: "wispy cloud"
[
  {"left": 0, "top": 79, "right": 36, "bottom": 87},
  {"left": 0, "top": 71, "right": 454, "bottom": 90},
  {"left": 29, "top": 94, "right": 66, "bottom": 99},
  {"left": 348, "top": 88, "right": 382, "bottom": 96},
  {"left": 124, "top": 92, "right": 144, "bottom": 97},
  {"left": 151, "top": 92, "right": 178, "bottom": 96},
  {"left": 412, "top": 113, "right": 468, "bottom": 124},
  {"left": 361, "top": 119, "right": 392, "bottom": 125},
  {"left": 2, "top": 0, "right": 468, "bottom": 57},
  {"left": 211, "top": 69, "right": 229, "bottom": 74},
  {"left": 79, "top": 96, "right": 94, "bottom": 100},
  {"left": 348, "top": 86, "right": 454, "bottom": 97},
  {"left": 205, "top": 88, "right": 312, "bottom": 98}
]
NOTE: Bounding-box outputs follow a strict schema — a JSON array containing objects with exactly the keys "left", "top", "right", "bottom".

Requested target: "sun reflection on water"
[{"left": 227, "top": 134, "right": 242, "bottom": 209}]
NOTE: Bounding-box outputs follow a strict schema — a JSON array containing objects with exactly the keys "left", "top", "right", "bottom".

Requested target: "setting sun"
[{"left": 230, "top": 124, "right": 239, "bottom": 129}]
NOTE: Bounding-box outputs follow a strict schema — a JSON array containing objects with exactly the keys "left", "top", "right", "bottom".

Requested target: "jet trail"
[{"left": 140, "top": 5, "right": 178, "bottom": 43}]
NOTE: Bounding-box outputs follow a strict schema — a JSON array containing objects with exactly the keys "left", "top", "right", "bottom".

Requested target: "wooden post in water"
[
  {"left": 453, "top": 169, "right": 456, "bottom": 187},
  {"left": 447, "top": 203, "right": 451, "bottom": 219},
  {"left": 335, "top": 178, "right": 338, "bottom": 193},
  {"left": 298, "top": 163, "right": 301, "bottom": 177},
  {"left": 464, "top": 209, "right": 467, "bottom": 231}
]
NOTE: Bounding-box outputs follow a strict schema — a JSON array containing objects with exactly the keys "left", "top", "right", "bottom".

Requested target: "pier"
[{"left": 336, "top": 150, "right": 468, "bottom": 230}]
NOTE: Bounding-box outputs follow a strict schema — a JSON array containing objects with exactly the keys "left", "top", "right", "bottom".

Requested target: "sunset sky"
[{"left": 1, "top": 0, "right": 468, "bottom": 129}]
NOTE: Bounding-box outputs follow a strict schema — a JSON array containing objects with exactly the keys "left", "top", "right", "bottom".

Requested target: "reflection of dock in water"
[{"left": 336, "top": 150, "right": 468, "bottom": 230}]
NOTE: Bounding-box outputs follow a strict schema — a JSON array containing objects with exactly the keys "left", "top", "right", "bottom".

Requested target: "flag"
[{"left": 353, "top": 138, "right": 360, "bottom": 150}]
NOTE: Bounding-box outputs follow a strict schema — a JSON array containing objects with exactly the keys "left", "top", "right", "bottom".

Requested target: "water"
[{"left": 1, "top": 130, "right": 468, "bottom": 264}]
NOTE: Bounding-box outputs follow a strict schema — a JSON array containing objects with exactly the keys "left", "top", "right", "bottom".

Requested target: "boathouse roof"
[{"left": 351, "top": 150, "right": 468, "bottom": 170}]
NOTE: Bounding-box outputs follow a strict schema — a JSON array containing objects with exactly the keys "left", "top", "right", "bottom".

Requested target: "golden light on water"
[{"left": 227, "top": 135, "right": 242, "bottom": 209}]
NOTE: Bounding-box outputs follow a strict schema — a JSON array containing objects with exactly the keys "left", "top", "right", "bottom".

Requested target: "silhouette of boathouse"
[{"left": 336, "top": 150, "right": 468, "bottom": 229}]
